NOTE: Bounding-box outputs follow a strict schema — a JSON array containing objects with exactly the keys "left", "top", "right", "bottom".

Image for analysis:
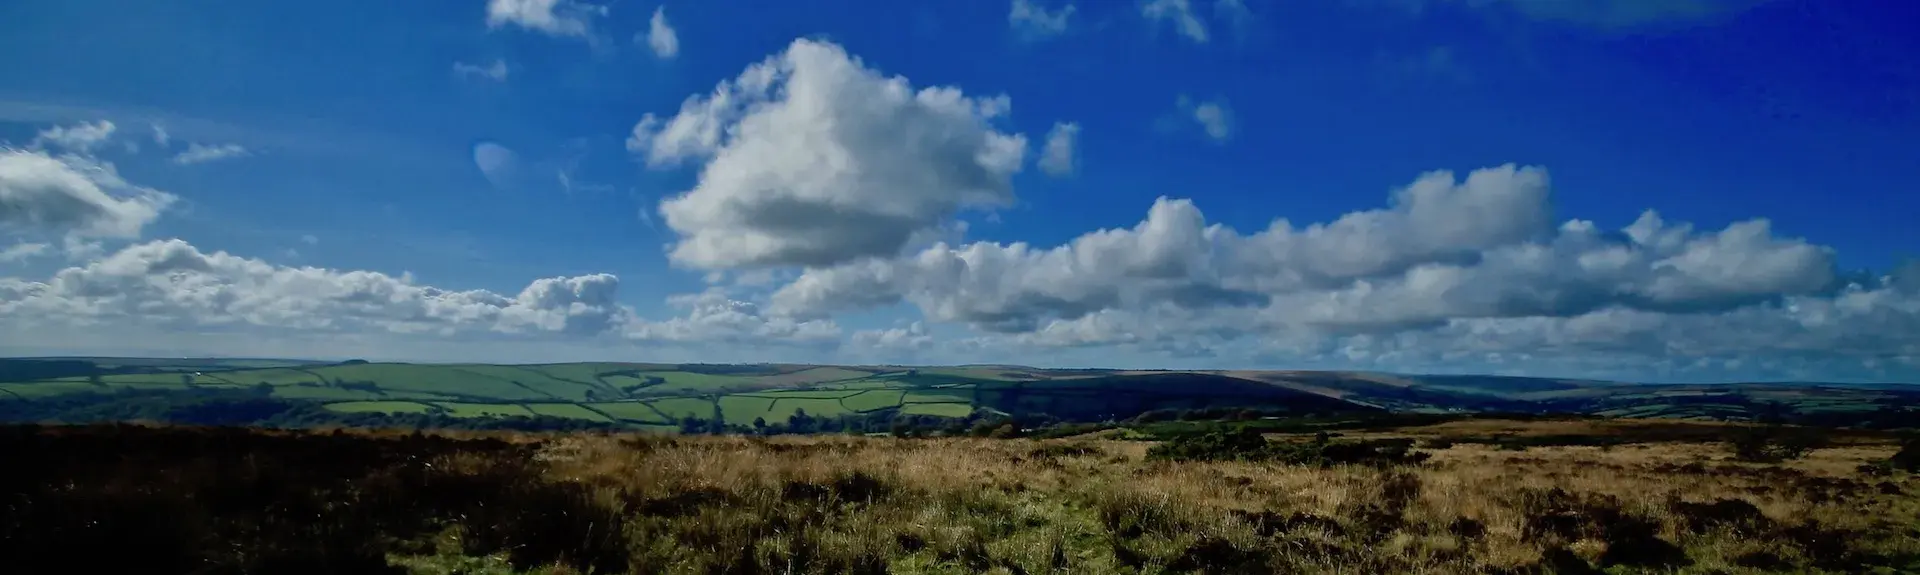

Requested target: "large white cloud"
[
  {"left": 628, "top": 38, "right": 1030, "bottom": 270},
  {"left": 626, "top": 288, "right": 840, "bottom": 345},
  {"left": 765, "top": 162, "right": 1909, "bottom": 378},
  {"left": 485, "top": 0, "right": 603, "bottom": 37},
  {"left": 0, "top": 236, "right": 850, "bottom": 351},
  {"left": 0, "top": 149, "right": 173, "bottom": 238},
  {"left": 0, "top": 239, "right": 622, "bottom": 335},
  {"left": 774, "top": 165, "right": 1556, "bottom": 326},
  {"left": 32, "top": 121, "right": 117, "bottom": 153}
]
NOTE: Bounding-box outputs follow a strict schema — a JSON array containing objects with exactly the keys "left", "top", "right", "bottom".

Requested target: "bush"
[
  {"left": 1146, "top": 427, "right": 1429, "bottom": 467},
  {"left": 1893, "top": 437, "right": 1920, "bottom": 470},
  {"left": 1727, "top": 426, "right": 1827, "bottom": 463}
]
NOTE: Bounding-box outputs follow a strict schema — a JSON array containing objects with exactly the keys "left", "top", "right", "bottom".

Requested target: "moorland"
[
  {"left": 4, "top": 419, "right": 1917, "bottom": 574},
  {"left": 4, "top": 357, "right": 1919, "bottom": 574}
]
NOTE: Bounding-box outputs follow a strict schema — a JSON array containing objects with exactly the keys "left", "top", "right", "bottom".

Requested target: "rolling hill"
[{"left": 0, "top": 357, "right": 1914, "bottom": 431}]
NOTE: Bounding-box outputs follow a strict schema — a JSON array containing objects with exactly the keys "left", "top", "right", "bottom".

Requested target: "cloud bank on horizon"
[{"left": 1, "top": 0, "right": 1915, "bottom": 382}]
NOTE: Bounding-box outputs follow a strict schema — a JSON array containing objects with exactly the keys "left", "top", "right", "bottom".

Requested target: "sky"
[{"left": 1, "top": 0, "right": 1917, "bottom": 382}]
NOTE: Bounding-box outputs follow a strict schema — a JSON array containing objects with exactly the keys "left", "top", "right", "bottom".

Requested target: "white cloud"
[
  {"left": 485, "top": 0, "right": 604, "bottom": 37},
  {"left": 1010, "top": 0, "right": 1075, "bottom": 39},
  {"left": 625, "top": 288, "right": 840, "bottom": 345},
  {"left": 171, "top": 143, "right": 251, "bottom": 165},
  {"left": 0, "top": 242, "right": 50, "bottom": 263},
  {"left": 644, "top": 6, "right": 679, "bottom": 58},
  {"left": 852, "top": 321, "right": 933, "bottom": 351},
  {"left": 453, "top": 59, "right": 510, "bottom": 81},
  {"left": 0, "top": 149, "right": 174, "bottom": 238},
  {"left": 1143, "top": 0, "right": 1209, "bottom": 43},
  {"left": 300, "top": 234, "right": 319, "bottom": 246},
  {"left": 1038, "top": 122, "right": 1079, "bottom": 176},
  {"left": 151, "top": 124, "right": 170, "bottom": 147},
  {"left": 759, "top": 163, "right": 1917, "bottom": 379},
  {"left": 0, "top": 239, "right": 624, "bottom": 335},
  {"left": 628, "top": 38, "right": 1028, "bottom": 270},
  {"left": 32, "top": 121, "right": 116, "bottom": 153},
  {"left": 1177, "top": 96, "right": 1233, "bottom": 141},
  {"left": 0, "top": 238, "right": 855, "bottom": 359}
]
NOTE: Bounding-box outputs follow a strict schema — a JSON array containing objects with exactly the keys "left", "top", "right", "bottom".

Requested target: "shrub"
[
  {"left": 1890, "top": 436, "right": 1920, "bottom": 472},
  {"left": 1146, "top": 428, "right": 1430, "bottom": 467},
  {"left": 1726, "top": 425, "right": 1827, "bottom": 463}
]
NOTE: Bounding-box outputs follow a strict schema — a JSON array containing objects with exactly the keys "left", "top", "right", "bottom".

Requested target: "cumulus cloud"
[
  {"left": 1038, "top": 122, "right": 1079, "bottom": 176},
  {"left": 644, "top": 7, "right": 679, "bottom": 58},
  {"left": 0, "top": 239, "right": 631, "bottom": 336},
  {"left": 171, "top": 143, "right": 250, "bottom": 165},
  {"left": 626, "top": 288, "right": 840, "bottom": 345},
  {"left": 1010, "top": 0, "right": 1075, "bottom": 39},
  {"left": 32, "top": 121, "right": 117, "bottom": 153},
  {"left": 628, "top": 38, "right": 1028, "bottom": 270},
  {"left": 852, "top": 321, "right": 934, "bottom": 351},
  {"left": 760, "top": 163, "right": 1909, "bottom": 378},
  {"left": 0, "top": 236, "right": 858, "bottom": 361},
  {"left": 0, "top": 242, "right": 50, "bottom": 263},
  {"left": 485, "top": 0, "right": 604, "bottom": 37},
  {"left": 0, "top": 150, "right": 174, "bottom": 238},
  {"left": 1143, "top": 0, "right": 1209, "bottom": 43},
  {"left": 453, "top": 59, "right": 510, "bottom": 81}
]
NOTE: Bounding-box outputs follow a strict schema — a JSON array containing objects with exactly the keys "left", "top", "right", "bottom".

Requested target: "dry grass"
[
  {"left": 6, "top": 422, "right": 1918, "bottom": 574},
  {"left": 521, "top": 431, "right": 1919, "bottom": 574}
]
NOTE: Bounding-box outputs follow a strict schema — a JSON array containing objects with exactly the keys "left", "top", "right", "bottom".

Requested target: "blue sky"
[{"left": 1, "top": 0, "right": 1916, "bottom": 382}]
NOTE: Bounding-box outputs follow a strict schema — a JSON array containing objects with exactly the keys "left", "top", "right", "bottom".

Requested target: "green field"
[
  {"left": 524, "top": 403, "right": 612, "bottom": 421},
  {"left": 432, "top": 402, "right": 534, "bottom": 418},
  {"left": 899, "top": 403, "right": 974, "bottom": 417},
  {"left": 585, "top": 402, "right": 673, "bottom": 424},
  {"left": 3, "top": 358, "right": 1914, "bottom": 433},
  {"left": 324, "top": 401, "right": 438, "bottom": 415}
]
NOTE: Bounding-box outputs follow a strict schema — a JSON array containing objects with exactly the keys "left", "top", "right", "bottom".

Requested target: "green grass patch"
[
  {"left": 899, "top": 403, "right": 974, "bottom": 418},
  {"left": 745, "top": 390, "right": 866, "bottom": 400},
  {"left": 270, "top": 386, "right": 386, "bottom": 401},
  {"left": 902, "top": 389, "right": 974, "bottom": 404},
  {"left": 763, "top": 398, "right": 853, "bottom": 422},
  {"left": 584, "top": 402, "right": 672, "bottom": 424},
  {"left": 441, "top": 365, "right": 601, "bottom": 401},
  {"left": 302, "top": 364, "right": 553, "bottom": 401},
  {"left": 646, "top": 397, "right": 716, "bottom": 420},
  {"left": 839, "top": 389, "right": 905, "bottom": 412},
  {"left": 717, "top": 395, "right": 780, "bottom": 425},
  {"left": 812, "top": 379, "right": 905, "bottom": 390},
  {"left": 430, "top": 403, "right": 534, "bottom": 418},
  {"left": 219, "top": 368, "right": 332, "bottom": 385},
  {"left": 322, "top": 401, "right": 437, "bottom": 415},
  {"left": 0, "top": 381, "right": 115, "bottom": 399},
  {"left": 633, "top": 371, "right": 753, "bottom": 393},
  {"left": 522, "top": 403, "right": 612, "bottom": 422}
]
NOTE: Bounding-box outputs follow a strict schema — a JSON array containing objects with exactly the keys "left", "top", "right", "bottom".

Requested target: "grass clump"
[{"left": 1146, "top": 427, "right": 1431, "bottom": 467}]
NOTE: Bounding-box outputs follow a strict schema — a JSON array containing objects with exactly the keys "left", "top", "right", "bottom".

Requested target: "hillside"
[{"left": 1, "top": 358, "right": 1915, "bottom": 431}]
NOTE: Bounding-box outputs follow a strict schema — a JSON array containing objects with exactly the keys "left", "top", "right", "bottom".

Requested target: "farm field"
[{"left": 2, "top": 358, "right": 1917, "bottom": 433}]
